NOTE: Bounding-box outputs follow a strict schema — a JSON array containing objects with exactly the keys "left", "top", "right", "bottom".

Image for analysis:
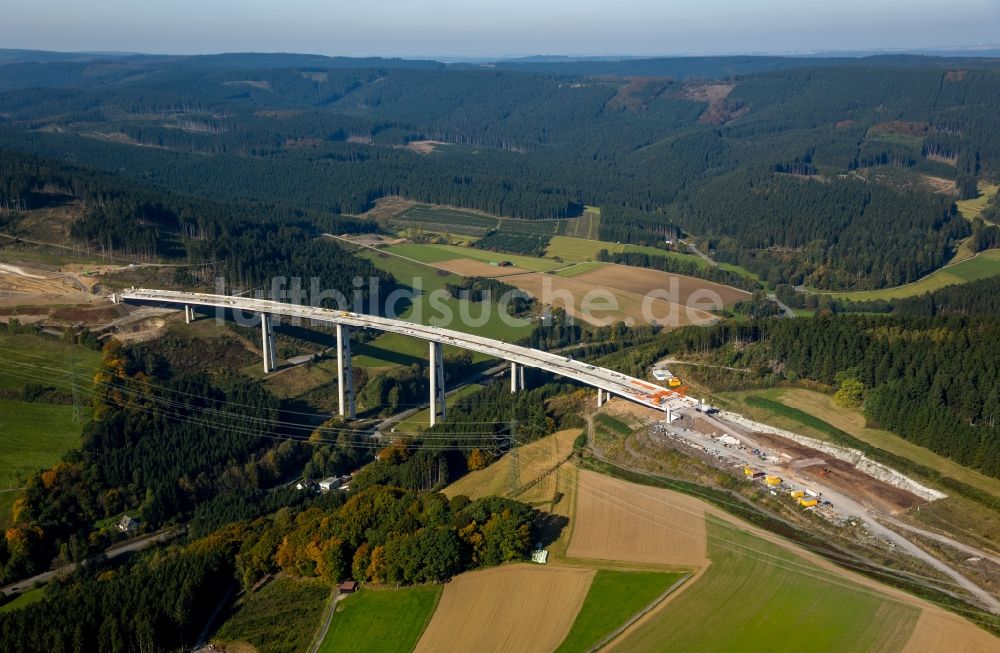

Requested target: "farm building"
[
  {"left": 338, "top": 581, "right": 359, "bottom": 594},
  {"left": 318, "top": 476, "right": 346, "bottom": 492},
  {"left": 117, "top": 515, "right": 140, "bottom": 533}
]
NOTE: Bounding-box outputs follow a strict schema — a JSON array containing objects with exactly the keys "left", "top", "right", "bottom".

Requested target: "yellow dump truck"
[{"left": 790, "top": 490, "right": 805, "bottom": 499}]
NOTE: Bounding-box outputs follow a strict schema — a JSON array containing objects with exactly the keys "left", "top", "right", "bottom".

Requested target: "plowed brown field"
[
  {"left": 432, "top": 258, "right": 530, "bottom": 277},
  {"left": 413, "top": 564, "right": 594, "bottom": 653},
  {"left": 570, "top": 263, "right": 750, "bottom": 307},
  {"left": 505, "top": 273, "right": 717, "bottom": 327},
  {"left": 567, "top": 469, "right": 707, "bottom": 567}
]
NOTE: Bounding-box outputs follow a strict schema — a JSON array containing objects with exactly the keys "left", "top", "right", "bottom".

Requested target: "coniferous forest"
[{"left": 2, "top": 50, "right": 1000, "bottom": 651}]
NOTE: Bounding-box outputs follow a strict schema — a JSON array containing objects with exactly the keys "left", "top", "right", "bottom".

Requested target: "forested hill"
[
  {"left": 0, "top": 150, "right": 392, "bottom": 300},
  {"left": 2, "top": 54, "right": 999, "bottom": 290}
]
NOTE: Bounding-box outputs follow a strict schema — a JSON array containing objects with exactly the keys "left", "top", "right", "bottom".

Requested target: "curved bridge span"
[{"left": 117, "top": 289, "right": 699, "bottom": 424}]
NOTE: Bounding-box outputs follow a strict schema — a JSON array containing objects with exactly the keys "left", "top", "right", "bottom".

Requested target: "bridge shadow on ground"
[{"left": 351, "top": 341, "right": 424, "bottom": 367}]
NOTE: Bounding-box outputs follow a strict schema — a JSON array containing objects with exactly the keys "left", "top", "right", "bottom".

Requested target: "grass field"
[
  {"left": 389, "top": 243, "right": 565, "bottom": 272},
  {"left": 0, "top": 587, "right": 45, "bottom": 614},
  {"left": 554, "top": 570, "right": 685, "bottom": 653},
  {"left": 545, "top": 236, "right": 704, "bottom": 264},
  {"left": 595, "top": 413, "right": 632, "bottom": 437},
  {"left": 553, "top": 261, "right": 608, "bottom": 277},
  {"left": 393, "top": 384, "right": 483, "bottom": 433},
  {"left": 718, "top": 388, "right": 1000, "bottom": 500},
  {"left": 609, "top": 517, "right": 921, "bottom": 653},
  {"left": 816, "top": 249, "right": 1000, "bottom": 301},
  {"left": 352, "top": 247, "right": 534, "bottom": 366},
  {"left": 0, "top": 333, "right": 103, "bottom": 392},
  {"left": 0, "top": 399, "right": 83, "bottom": 489},
  {"left": 319, "top": 585, "right": 442, "bottom": 653},
  {"left": 957, "top": 182, "right": 999, "bottom": 222},
  {"left": 390, "top": 204, "right": 590, "bottom": 238},
  {"left": 213, "top": 577, "right": 331, "bottom": 653}
]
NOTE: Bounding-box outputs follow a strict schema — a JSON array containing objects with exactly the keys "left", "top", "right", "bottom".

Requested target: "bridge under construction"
[{"left": 116, "top": 289, "right": 702, "bottom": 425}]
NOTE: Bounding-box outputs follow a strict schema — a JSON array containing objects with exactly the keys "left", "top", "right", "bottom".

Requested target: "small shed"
[
  {"left": 118, "top": 515, "right": 140, "bottom": 533},
  {"left": 338, "top": 580, "right": 359, "bottom": 595}
]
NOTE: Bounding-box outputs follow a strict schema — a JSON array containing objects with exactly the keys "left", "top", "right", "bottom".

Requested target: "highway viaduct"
[{"left": 116, "top": 289, "right": 700, "bottom": 426}]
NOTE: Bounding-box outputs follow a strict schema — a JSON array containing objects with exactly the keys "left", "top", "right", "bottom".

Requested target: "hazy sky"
[{"left": 2, "top": 0, "right": 998, "bottom": 58}]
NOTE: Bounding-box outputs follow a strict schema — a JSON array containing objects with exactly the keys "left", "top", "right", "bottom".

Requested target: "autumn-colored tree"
[
  {"left": 367, "top": 544, "right": 386, "bottom": 582},
  {"left": 466, "top": 448, "right": 490, "bottom": 471},
  {"left": 834, "top": 378, "right": 866, "bottom": 408},
  {"left": 352, "top": 542, "right": 371, "bottom": 581}
]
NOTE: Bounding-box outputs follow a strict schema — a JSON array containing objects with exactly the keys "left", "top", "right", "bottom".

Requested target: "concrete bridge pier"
[
  {"left": 429, "top": 342, "right": 446, "bottom": 426},
  {"left": 336, "top": 324, "right": 356, "bottom": 418},
  {"left": 510, "top": 361, "right": 519, "bottom": 393},
  {"left": 260, "top": 314, "right": 276, "bottom": 373},
  {"left": 184, "top": 305, "right": 194, "bottom": 324},
  {"left": 597, "top": 388, "right": 606, "bottom": 407}
]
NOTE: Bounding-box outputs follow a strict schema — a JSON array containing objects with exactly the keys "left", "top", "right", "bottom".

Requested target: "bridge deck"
[{"left": 119, "top": 289, "right": 697, "bottom": 413}]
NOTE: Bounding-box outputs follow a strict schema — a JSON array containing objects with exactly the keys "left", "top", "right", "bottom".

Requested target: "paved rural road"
[
  {"left": 681, "top": 240, "right": 717, "bottom": 267},
  {"left": 873, "top": 512, "right": 1000, "bottom": 568},
  {"left": 308, "top": 590, "right": 344, "bottom": 653},
  {"left": 0, "top": 527, "right": 183, "bottom": 597},
  {"left": 766, "top": 292, "right": 796, "bottom": 318}
]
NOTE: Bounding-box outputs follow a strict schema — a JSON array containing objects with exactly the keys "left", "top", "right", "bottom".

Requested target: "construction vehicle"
[
  {"left": 764, "top": 475, "right": 782, "bottom": 486},
  {"left": 798, "top": 497, "right": 819, "bottom": 508},
  {"left": 651, "top": 368, "right": 683, "bottom": 387},
  {"left": 790, "top": 490, "right": 805, "bottom": 499}
]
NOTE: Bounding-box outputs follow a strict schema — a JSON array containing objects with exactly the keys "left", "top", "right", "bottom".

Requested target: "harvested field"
[
  {"left": 570, "top": 263, "right": 749, "bottom": 307},
  {"left": 505, "top": 272, "right": 716, "bottom": 328},
  {"left": 750, "top": 430, "right": 924, "bottom": 513},
  {"left": 567, "top": 469, "right": 707, "bottom": 567},
  {"left": 431, "top": 258, "right": 531, "bottom": 278},
  {"left": 413, "top": 564, "right": 594, "bottom": 653},
  {"left": 445, "top": 429, "right": 578, "bottom": 502},
  {"left": 901, "top": 608, "right": 999, "bottom": 653}
]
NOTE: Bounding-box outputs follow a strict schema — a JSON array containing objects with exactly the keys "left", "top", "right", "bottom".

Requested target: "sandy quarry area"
[
  {"left": 751, "top": 430, "right": 924, "bottom": 514},
  {"left": 413, "top": 564, "right": 594, "bottom": 653},
  {"left": 566, "top": 469, "right": 708, "bottom": 567}
]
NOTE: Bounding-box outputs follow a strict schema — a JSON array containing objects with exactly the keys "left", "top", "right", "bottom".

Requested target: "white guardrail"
[{"left": 118, "top": 288, "right": 698, "bottom": 414}]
